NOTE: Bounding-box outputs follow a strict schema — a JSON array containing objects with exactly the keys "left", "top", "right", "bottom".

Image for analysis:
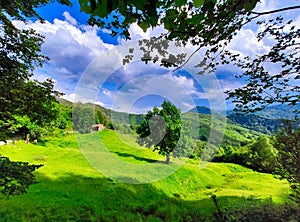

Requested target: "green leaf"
[
  {"left": 243, "top": 0, "right": 258, "bottom": 12},
  {"left": 138, "top": 21, "right": 150, "bottom": 32},
  {"left": 118, "top": 0, "right": 127, "bottom": 16},
  {"left": 124, "top": 17, "right": 137, "bottom": 25},
  {"left": 193, "top": 0, "right": 205, "bottom": 8},
  {"left": 79, "top": 0, "right": 91, "bottom": 13},
  {"left": 175, "top": 0, "right": 187, "bottom": 7},
  {"left": 190, "top": 14, "right": 204, "bottom": 25},
  {"left": 130, "top": 0, "right": 148, "bottom": 10},
  {"left": 94, "top": 0, "right": 108, "bottom": 17}
]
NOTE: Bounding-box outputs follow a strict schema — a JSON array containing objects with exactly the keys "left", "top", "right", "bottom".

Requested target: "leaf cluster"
[
  {"left": 0, "top": 0, "right": 65, "bottom": 139},
  {"left": 136, "top": 101, "right": 185, "bottom": 160},
  {"left": 0, "top": 156, "right": 42, "bottom": 196},
  {"left": 274, "top": 121, "right": 300, "bottom": 203},
  {"left": 227, "top": 17, "right": 300, "bottom": 111},
  {"left": 80, "top": 1, "right": 300, "bottom": 111}
]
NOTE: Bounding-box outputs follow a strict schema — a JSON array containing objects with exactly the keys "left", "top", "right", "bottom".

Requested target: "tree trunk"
[
  {"left": 165, "top": 154, "right": 170, "bottom": 164},
  {"left": 25, "top": 134, "right": 30, "bottom": 144}
]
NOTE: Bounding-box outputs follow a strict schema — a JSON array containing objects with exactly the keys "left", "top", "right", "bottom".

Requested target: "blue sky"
[{"left": 12, "top": 0, "right": 300, "bottom": 113}]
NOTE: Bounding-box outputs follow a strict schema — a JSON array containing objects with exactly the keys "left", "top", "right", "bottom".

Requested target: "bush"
[
  {"left": 213, "top": 136, "right": 277, "bottom": 173},
  {"left": 222, "top": 203, "right": 300, "bottom": 222}
]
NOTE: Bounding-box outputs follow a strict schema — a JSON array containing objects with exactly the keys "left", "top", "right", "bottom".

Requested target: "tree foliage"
[
  {"left": 72, "top": 103, "right": 94, "bottom": 134},
  {"left": 0, "top": 1, "right": 70, "bottom": 140},
  {"left": 0, "top": 78, "right": 62, "bottom": 140},
  {"left": 246, "top": 135, "right": 277, "bottom": 173},
  {"left": 0, "top": 156, "right": 42, "bottom": 196},
  {"left": 136, "top": 101, "right": 189, "bottom": 164},
  {"left": 0, "top": 0, "right": 71, "bottom": 195},
  {"left": 78, "top": 0, "right": 300, "bottom": 110},
  {"left": 226, "top": 17, "right": 300, "bottom": 111},
  {"left": 274, "top": 121, "right": 300, "bottom": 203},
  {"left": 81, "top": 0, "right": 259, "bottom": 41}
]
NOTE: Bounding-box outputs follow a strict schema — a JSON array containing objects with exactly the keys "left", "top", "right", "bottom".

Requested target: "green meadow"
[{"left": 0, "top": 130, "right": 290, "bottom": 221}]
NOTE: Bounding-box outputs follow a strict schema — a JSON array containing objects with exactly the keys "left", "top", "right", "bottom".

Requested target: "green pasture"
[{"left": 0, "top": 130, "right": 289, "bottom": 221}]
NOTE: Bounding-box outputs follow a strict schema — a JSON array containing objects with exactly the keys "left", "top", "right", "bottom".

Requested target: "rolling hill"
[{"left": 0, "top": 130, "right": 290, "bottom": 221}]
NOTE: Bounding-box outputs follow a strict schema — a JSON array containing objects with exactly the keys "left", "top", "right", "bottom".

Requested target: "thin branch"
[
  {"left": 172, "top": 46, "right": 201, "bottom": 72},
  {"left": 251, "top": 5, "right": 300, "bottom": 15}
]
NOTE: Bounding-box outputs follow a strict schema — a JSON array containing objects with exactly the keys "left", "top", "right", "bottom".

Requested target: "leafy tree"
[
  {"left": 72, "top": 104, "right": 94, "bottom": 134},
  {"left": 173, "top": 120, "right": 193, "bottom": 158},
  {"left": 95, "top": 110, "right": 105, "bottom": 125},
  {"left": 0, "top": 156, "right": 42, "bottom": 196},
  {"left": 0, "top": 0, "right": 70, "bottom": 195},
  {"left": 55, "top": 104, "right": 73, "bottom": 130},
  {"left": 137, "top": 101, "right": 186, "bottom": 164},
  {"left": 0, "top": 0, "right": 69, "bottom": 140},
  {"left": 191, "top": 140, "right": 207, "bottom": 160},
  {"left": 246, "top": 135, "right": 277, "bottom": 173},
  {"left": 129, "top": 114, "right": 137, "bottom": 130},
  {"left": 0, "top": 79, "right": 62, "bottom": 140},
  {"left": 274, "top": 121, "right": 300, "bottom": 203},
  {"left": 226, "top": 17, "right": 300, "bottom": 111}
]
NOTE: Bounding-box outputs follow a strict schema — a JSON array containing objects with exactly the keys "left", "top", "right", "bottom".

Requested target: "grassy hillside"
[
  {"left": 0, "top": 130, "right": 289, "bottom": 221},
  {"left": 182, "top": 112, "right": 260, "bottom": 147}
]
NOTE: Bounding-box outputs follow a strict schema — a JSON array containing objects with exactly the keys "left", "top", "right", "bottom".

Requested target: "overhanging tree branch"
[{"left": 251, "top": 5, "right": 300, "bottom": 15}]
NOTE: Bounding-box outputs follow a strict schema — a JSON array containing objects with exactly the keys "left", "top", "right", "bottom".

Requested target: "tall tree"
[
  {"left": 0, "top": 0, "right": 70, "bottom": 195},
  {"left": 247, "top": 135, "right": 277, "bottom": 173},
  {"left": 0, "top": 1, "right": 70, "bottom": 139},
  {"left": 1, "top": 79, "right": 62, "bottom": 140},
  {"left": 137, "top": 101, "right": 187, "bottom": 164},
  {"left": 72, "top": 103, "right": 95, "bottom": 134},
  {"left": 274, "top": 121, "right": 300, "bottom": 203}
]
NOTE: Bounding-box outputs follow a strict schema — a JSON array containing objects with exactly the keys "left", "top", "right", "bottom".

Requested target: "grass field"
[{"left": 0, "top": 130, "right": 290, "bottom": 221}]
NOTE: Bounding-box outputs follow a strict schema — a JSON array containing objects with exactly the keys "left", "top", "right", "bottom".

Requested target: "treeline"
[
  {"left": 0, "top": 79, "right": 63, "bottom": 142},
  {"left": 0, "top": 96, "right": 147, "bottom": 141},
  {"left": 227, "top": 112, "right": 300, "bottom": 134},
  {"left": 71, "top": 102, "right": 145, "bottom": 134}
]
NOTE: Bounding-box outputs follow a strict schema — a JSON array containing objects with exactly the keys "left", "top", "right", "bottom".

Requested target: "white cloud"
[
  {"left": 63, "top": 12, "right": 77, "bottom": 26},
  {"left": 227, "top": 28, "right": 270, "bottom": 58},
  {"left": 254, "top": 0, "right": 300, "bottom": 16},
  {"left": 108, "top": 72, "right": 200, "bottom": 113},
  {"left": 12, "top": 12, "right": 115, "bottom": 95},
  {"left": 119, "top": 23, "right": 167, "bottom": 43},
  {"left": 15, "top": 3, "right": 297, "bottom": 112},
  {"left": 102, "top": 89, "right": 113, "bottom": 97},
  {"left": 63, "top": 11, "right": 77, "bottom": 26}
]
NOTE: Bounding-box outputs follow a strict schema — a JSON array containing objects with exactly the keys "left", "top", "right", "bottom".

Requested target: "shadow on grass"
[
  {"left": 113, "top": 151, "right": 159, "bottom": 163},
  {"left": 0, "top": 173, "right": 289, "bottom": 222},
  {"left": 35, "top": 137, "right": 78, "bottom": 149}
]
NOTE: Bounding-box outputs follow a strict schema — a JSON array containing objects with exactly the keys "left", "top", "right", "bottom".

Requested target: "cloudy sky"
[{"left": 13, "top": 0, "right": 300, "bottom": 113}]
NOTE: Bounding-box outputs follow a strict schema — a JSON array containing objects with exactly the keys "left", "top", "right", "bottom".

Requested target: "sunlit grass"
[{"left": 0, "top": 129, "right": 290, "bottom": 221}]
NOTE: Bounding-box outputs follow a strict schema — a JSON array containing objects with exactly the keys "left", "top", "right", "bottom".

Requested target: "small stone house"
[{"left": 91, "top": 124, "right": 105, "bottom": 131}]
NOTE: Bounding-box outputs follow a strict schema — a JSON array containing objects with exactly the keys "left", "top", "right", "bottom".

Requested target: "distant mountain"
[
  {"left": 226, "top": 104, "right": 299, "bottom": 120},
  {"left": 187, "top": 106, "right": 211, "bottom": 114},
  {"left": 226, "top": 104, "right": 299, "bottom": 134},
  {"left": 257, "top": 103, "right": 299, "bottom": 120},
  {"left": 58, "top": 97, "right": 299, "bottom": 136},
  {"left": 57, "top": 98, "right": 73, "bottom": 107},
  {"left": 227, "top": 113, "right": 283, "bottom": 134}
]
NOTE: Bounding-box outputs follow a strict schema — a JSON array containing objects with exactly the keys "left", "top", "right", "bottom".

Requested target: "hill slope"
[
  {"left": 0, "top": 130, "right": 289, "bottom": 221},
  {"left": 182, "top": 112, "right": 260, "bottom": 146}
]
